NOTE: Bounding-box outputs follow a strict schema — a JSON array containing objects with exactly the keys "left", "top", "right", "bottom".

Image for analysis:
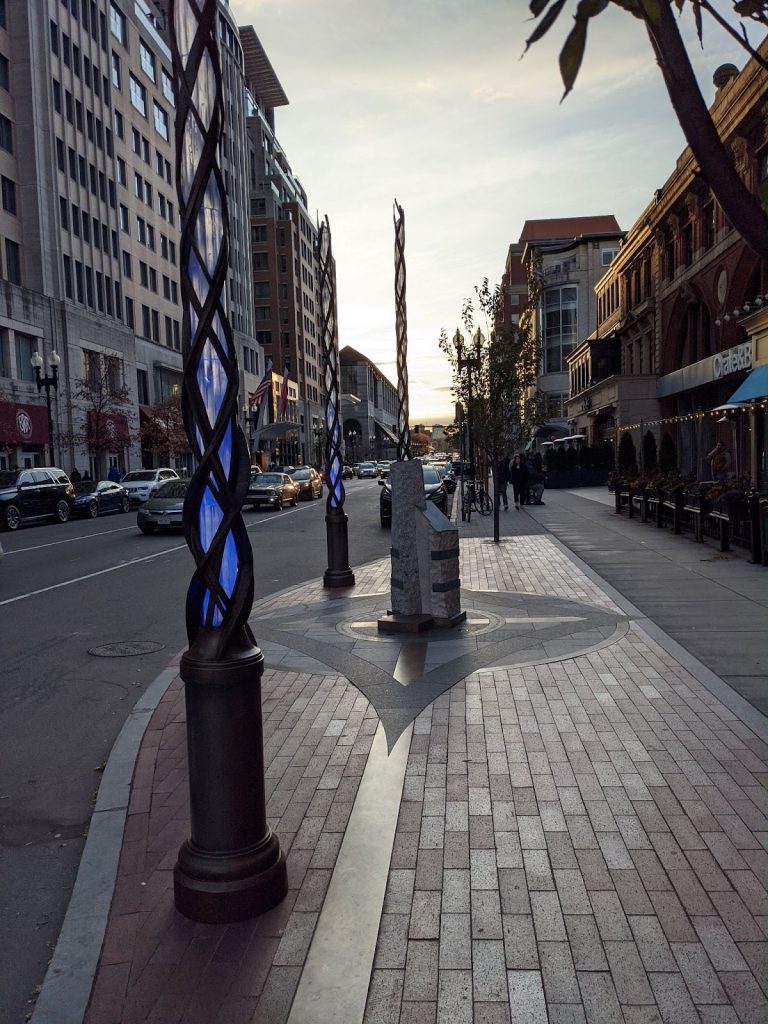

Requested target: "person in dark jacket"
[
  {"left": 496, "top": 455, "right": 510, "bottom": 511},
  {"left": 527, "top": 458, "right": 545, "bottom": 504},
  {"left": 70, "top": 466, "right": 81, "bottom": 482},
  {"left": 509, "top": 455, "right": 528, "bottom": 510},
  {"left": 108, "top": 464, "right": 121, "bottom": 482}
]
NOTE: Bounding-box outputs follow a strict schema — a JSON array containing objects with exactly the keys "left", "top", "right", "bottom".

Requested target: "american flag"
[{"left": 248, "top": 359, "right": 273, "bottom": 410}]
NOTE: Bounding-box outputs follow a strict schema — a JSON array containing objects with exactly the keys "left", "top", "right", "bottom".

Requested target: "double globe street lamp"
[{"left": 31, "top": 349, "right": 61, "bottom": 467}]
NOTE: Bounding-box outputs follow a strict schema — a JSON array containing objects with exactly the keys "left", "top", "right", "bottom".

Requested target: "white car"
[
  {"left": 357, "top": 462, "right": 377, "bottom": 479},
  {"left": 121, "top": 467, "right": 179, "bottom": 505}
]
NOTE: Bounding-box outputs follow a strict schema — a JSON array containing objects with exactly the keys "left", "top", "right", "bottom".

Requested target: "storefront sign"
[
  {"left": 713, "top": 341, "right": 752, "bottom": 379},
  {"left": 0, "top": 401, "right": 49, "bottom": 445}
]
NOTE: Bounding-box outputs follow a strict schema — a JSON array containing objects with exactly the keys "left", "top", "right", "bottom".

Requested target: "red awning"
[
  {"left": 87, "top": 411, "right": 131, "bottom": 448},
  {"left": 0, "top": 401, "right": 50, "bottom": 445}
]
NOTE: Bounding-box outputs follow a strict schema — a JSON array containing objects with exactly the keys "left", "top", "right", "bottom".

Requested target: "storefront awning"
[
  {"left": 726, "top": 364, "right": 768, "bottom": 404},
  {"left": 0, "top": 401, "right": 49, "bottom": 445},
  {"left": 258, "top": 420, "right": 301, "bottom": 440}
]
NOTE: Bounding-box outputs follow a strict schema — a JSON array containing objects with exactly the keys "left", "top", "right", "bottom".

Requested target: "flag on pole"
[
  {"left": 280, "top": 366, "right": 289, "bottom": 418},
  {"left": 248, "top": 359, "right": 272, "bottom": 412}
]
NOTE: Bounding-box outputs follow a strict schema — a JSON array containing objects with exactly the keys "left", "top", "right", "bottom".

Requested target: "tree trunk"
[{"left": 643, "top": 3, "right": 768, "bottom": 259}]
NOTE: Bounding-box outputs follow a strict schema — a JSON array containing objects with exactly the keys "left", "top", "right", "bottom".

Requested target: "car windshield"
[
  {"left": 360, "top": 463, "right": 374, "bottom": 470},
  {"left": 259, "top": 474, "right": 283, "bottom": 485},
  {"left": 0, "top": 470, "right": 19, "bottom": 487},
  {"left": 73, "top": 481, "right": 97, "bottom": 494},
  {"left": 291, "top": 469, "right": 311, "bottom": 480},
  {"left": 422, "top": 469, "right": 441, "bottom": 484},
  {"left": 122, "top": 471, "right": 156, "bottom": 482},
  {"left": 154, "top": 479, "right": 189, "bottom": 498}
]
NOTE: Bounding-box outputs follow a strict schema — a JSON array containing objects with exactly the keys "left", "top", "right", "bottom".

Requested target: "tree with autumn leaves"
[{"left": 138, "top": 393, "right": 190, "bottom": 467}]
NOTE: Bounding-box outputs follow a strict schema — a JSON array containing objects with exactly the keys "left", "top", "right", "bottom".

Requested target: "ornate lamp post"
[
  {"left": 347, "top": 429, "right": 357, "bottom": 464},
  {"left": 170, "top": 0, "right": 286, "bottom": 922},
  {"left": 317, "top": 216, "right": 355, "bottom": 588},
  {"left": 31, "top": 350, "right": 60, "bottom": 466},
  {"left": 313, "top": 422, "right": 324, "bottom": 469},
  {"left": 369, "top": 433, "right": 376, "bottom": 460}
]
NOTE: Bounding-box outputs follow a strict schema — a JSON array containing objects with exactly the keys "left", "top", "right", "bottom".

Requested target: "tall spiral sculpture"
[
  {"left": 317, "top": 216, "right": 355, "bottom": 588},
  {"left": 170, "top": 0, "right": 286, "bottom": 923},
  {"left": 394, "top": 201, "right": 411, "bottom": 461}
]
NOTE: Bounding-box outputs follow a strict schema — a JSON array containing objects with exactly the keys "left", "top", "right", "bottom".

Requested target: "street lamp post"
[
  {"left": 31, "top": 350, "right": 60, "bottom": 466},
  {"left": 347, "top": 430, "right": 357, "bottom": 465},
  {"left": 313, "top": 423, "right": 324, "bottom": 468},
  {"left": 369, "top": 434, "right": 376, "bottom": 460},
  {"left": 244, "top": 405, "right": 259, "bottom": 465}
]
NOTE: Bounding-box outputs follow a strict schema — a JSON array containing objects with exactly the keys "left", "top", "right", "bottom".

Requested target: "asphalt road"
[{"left": 0, "top": 478, "right": 387, "bottom": 1023}]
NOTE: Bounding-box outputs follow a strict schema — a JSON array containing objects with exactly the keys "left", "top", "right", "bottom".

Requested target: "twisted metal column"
[
  {"left": 317, "top": 216, "right": 355, "bottom": 588},
  {"left": 170, "top": 0, "right": 286, "bottom": 922},
  {"left": 394, "top": 200, "right": 411, "bottom": 461}
]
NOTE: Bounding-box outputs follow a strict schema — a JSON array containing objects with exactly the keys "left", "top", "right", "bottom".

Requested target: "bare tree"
[
  {"left": 523, "top": 0, "right": 768, "bottom": 257},
  {"left": 138, "top": 394, "right": 190, "bottom": 467},
  {"left": 58, "top": 355, "right": 134, "bottom": 478}
]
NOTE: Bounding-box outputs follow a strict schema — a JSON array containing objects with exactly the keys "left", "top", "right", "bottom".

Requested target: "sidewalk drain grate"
[{"left": 88, "top": 641, "right": 165, "bottom": 658}]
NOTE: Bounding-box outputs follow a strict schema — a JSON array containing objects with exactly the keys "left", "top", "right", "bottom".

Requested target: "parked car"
[
  {"left": 379, "top": 466, "right": 448, "bottom": 527},
  {"left": 122, "top": 468, "right": 179, "bottom": 506},
  {"left": 0, "top": 467, "right": 74, "bottom": 531},
  {"left": 357, "top": 462, "right": 377, "bottom": 479},
  {"left": 72, "top": 479, "right": 131, "bottom": 517},
  {"left": 246, "top": 471, "right": 299, "bottom": 510},
  {"left": 341, "top": 465, "right": 355, "bottom": 479},
  {"left": 290, "top": 466, "right": 323, "bottom": 500},
  {"left": 378, "top": 461, "right": 392, "bottom": 479},
  {"left": 137, "top": 478, "right": 189, "bottom": 533}
]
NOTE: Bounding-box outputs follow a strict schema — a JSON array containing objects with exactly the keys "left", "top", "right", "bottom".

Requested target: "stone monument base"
[{"left": 377, "top": 613, "right": 435, "bottom": 635}]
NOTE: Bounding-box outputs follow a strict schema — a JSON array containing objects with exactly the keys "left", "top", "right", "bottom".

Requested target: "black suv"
[{"left": 0, "top": 467, "right": 75, "bottom": 531}]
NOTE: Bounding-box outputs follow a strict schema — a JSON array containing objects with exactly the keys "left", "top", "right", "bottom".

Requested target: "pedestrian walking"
[
  {"left": 509, "top": 455, "right": 527, "bottom": 510},
  {"left": 108, "top": 464, "right": 121, "bottom": 483},
  {"left": 70, "top": 466, "right": 81, "bottom": 482},
  {"left": 496, "top": 455, "right": 510, "bottom": 511}
]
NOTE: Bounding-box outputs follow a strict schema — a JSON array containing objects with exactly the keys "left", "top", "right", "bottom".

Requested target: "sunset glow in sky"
[{"left": 230, "top": 0, "right": 761, "bottom": 423}]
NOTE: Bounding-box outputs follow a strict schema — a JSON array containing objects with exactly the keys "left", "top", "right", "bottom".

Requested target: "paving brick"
[
  {"left": 603, "top": 940, "right": 654, "bottom": 1005},
  {"left": 575, "top": 849, "right": 614, "bottom": 891},
  {"left": 715, "top": 972, "right": 766, "bottom": 1024},
  {"left": 498, "top": 868, "right": 530, "bottom": 915},
  {"left": 410, "top": 890, "right": 442, "bottom": 940},
  {"left": 565, "top": 914, "right": 607, "bottom": 971},
  {"left": 648, "top": 972, "right": 700, "bottom": 1024},
  {"left": 548, "top": 1006, "right": 587, "bottom": 1024},
  {"left": 364, "top": 968, "right": 404, "bottom": 1024},
  {"left": 671, "top": 942, "right": 728, "bottom": 1005},
  {"left": 578, "top": 971, "right": 624, "bottom": 1024},
  {"left": 554, "top": 869, "right": 592, "bottom": 915},
  {"left": 403, "top": 940, "right": 439, "bottom": 1002},
  {"left": 384, "top": 869, "right": 416, "bottom": 915},
  {"left": 437, "top": 969, "right": 473, "bottom": 1024},
  {"left": 473, "top": 940, "right": 508, "bottom": 1001},
  {"left": 400, "top": 1002, "right": 438, "bottom": 1024},
  {"left": 438, "top": 914, "right": 472, "bottom": 970},
  {"left": 373, "top": 914, "right": 410, "bottom": 969},
  {"left": 502, "top": 914, "right": 538, "bottom": 970},
  {"left": 472, "top": 889, "right": 503, "bottom": 940},
  {"left": 506, "top": 970, "right": 548, "bottom": 1024},
  {"left": 709, "top": 890, "right": 764, "bottom": 942},
  {"left": 628, "top": 915, "right": 676, "bottom": 971},
  {"left": 530, "top": 890, "right": 567, "bottom": 941},
  {"left": 692, "top": 916, "right": 748, "bottom": 971},
  {"left": 523, "top": 848, "right": 555, "bottom": 890},
  {"left": 589, "top": 890, "right": 631, "bottom": 941},
  {"left": 539, "top": 941, "right": 580, "bottom": 1004}
]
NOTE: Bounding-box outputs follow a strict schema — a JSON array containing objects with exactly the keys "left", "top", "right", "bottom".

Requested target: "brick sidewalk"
[{"left": 80, "top": 513, "right": 768, "bottom": 1024}]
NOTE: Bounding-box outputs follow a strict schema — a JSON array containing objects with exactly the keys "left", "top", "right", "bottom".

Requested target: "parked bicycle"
[{"left": 462, "top": 478, "right": 492, "bottom": 520}]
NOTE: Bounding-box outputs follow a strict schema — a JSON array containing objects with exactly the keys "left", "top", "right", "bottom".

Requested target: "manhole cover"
[{"left": 88, "top": 641, "right": 165, "bottom": 658}]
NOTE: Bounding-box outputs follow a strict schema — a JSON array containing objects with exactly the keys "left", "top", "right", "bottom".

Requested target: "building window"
[
  {"left": 129, "top": 73, "right": 146, "bottom": 117},
  {"left": 542, "top": 286, "right": 577, "bottom": 374},
  {"left": 136, "top": 367, "right": 149, "bottom": 404},
  {"left": 161, "top": 68, "right": 174, "bottom": 105},
  {"left": 111, "top": 50, "right": 121, "bottom": 89},
  {"left": 119, "top": 203, "right": 129, "bottom": 232},
  {"left": 63, "top": 254, "right": 73, "bottom": 298},
  {"left": 0, "top": 113, "right": 12, "bottom": 153},
  {"left": 141, "top": 304, "right": 150, "bottom": 338},
  {"left": 139, "top": 39, "right": 156, "bottom": 82},
  {"left": 15, "top": 332, "right": 36, "bottom": 381},
  {"left": 253, "top": 252, "right": 268, "bottom": 271},
  {"left": 5, "top": 239, "right": 20, "bottom": 284},
  {"left": 125, "top": 296, "right": 134, "bottom": 330},
  {"left": 153, "top": 100, "right": 168, "bottom": 140},
  {"left": 109, "top": 2, "right": 126, "bottom": 45},
  {"left": 1, "top": 175, "right": 15, "bottom": 215},
  {"left": 255, "top": 306, "right": 271, "bottom": 320},
  {"left": 122, "top": 251, "right": 131, "bottom": 277},
  {"left": 601, "top": 248, "right": 618, "bottom": 267},
  {"left": 702, "top": 202, "right": 715, "bottom": 251},
  {"left": 0, "top": 53, "right": 9, "bottom": 91}
]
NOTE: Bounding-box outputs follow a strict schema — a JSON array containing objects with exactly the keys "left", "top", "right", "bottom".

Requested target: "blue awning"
[{"left": 726, "top": 364, "right": 768, "bottom": 404}]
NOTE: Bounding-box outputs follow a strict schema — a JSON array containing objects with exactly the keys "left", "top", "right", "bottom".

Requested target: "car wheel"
[
  {"left": 88, "top": 500, "right": 99, "bottom": 519},
  {"left": 139, "top": 526, "right": 155, "bottom": 535},
  {"left": 121, "top": 496, "right": 130, "bottom": 513},
  {"left": 56, "top": 500, "right": 70, "bottom": 523},
  {"left": 380, "top": 513, "right": 391, "bottom": 528},
  {"left": 277, "top": 497, "right": 283, "bottom": 511},
  {"left": 4, "top": 504, "right": 21, "bottom": 531},
  {"left": 292, "top": 495, "right": 298, "bottom": 507}
]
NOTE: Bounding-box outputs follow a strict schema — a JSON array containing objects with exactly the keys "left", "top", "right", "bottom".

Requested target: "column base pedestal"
[{"left": 377, "top": 613, "right": 434, "bottom": 634}]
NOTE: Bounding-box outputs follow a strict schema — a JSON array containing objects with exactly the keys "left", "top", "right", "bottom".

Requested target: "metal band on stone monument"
[{"left": 394, "top": 200, "right": 411, "bottom": 461}]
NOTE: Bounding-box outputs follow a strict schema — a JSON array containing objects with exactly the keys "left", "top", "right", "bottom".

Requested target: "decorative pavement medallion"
[{"left": 253, "top": 588, "right": 627, "bottom": 749}]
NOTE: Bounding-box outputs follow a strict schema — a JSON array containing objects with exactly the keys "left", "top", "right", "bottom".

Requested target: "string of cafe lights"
[{"left": 617, "top": 400, "right": 767, "bottom": 433}]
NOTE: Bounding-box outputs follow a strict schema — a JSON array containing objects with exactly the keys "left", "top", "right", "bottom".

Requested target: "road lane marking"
[
  {"left": 4, "top": 524, "right": 138, "bottom": 554},
  {"left": 0, "top": 502, "right": 319, "bottom": 607}
]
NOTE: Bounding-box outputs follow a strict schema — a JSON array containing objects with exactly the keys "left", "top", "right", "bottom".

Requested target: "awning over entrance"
[
  {"left": 0, "top": 401, "right": 49, "bottom": 445},
  {"left": 726, "top": 364, "right": 768, "bottom": 404},
  {"left": 374, "top": 419, "right": 398, "bottom": 445},
  {"left": 257, "top": 420, "right": 301, "bottom": 440}
]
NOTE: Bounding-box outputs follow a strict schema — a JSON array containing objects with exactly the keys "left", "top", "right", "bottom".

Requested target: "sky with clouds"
[{"left": 229, "top": 0, "right": 761, "bottom": 423}]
